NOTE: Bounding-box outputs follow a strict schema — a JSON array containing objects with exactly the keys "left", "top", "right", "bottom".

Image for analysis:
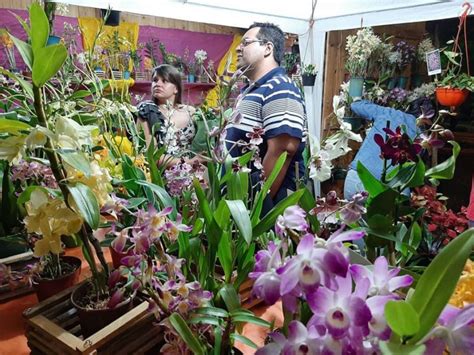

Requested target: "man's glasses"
[{"left": 239, "top": 38, "right": 267, "bottom": 47}]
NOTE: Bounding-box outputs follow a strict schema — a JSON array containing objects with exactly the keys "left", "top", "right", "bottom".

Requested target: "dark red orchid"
[{"left": 374, "top": 126, "right": 422, "bottom": 165}]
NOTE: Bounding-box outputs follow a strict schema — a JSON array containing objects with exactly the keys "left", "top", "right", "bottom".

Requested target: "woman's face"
[{"left": 151, "top": 73, "right": 177, "bottom": 105}]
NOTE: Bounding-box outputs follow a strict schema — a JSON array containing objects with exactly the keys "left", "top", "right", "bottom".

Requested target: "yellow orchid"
[
  {"left": 67, "top": 160, "right": 113, "bottom": 207},
  {"left": 449, "top": 259, "right": 474, "bottom": 308},
  {"left": 113, "top": 135, "right": 133, "bottom": 156},
  {"left": 24, "top": 189, "right": 83, "bottom": 257}
]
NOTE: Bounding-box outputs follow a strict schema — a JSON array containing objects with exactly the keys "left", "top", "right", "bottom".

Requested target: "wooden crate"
[
  {"left": 0, "top": 251, "right": 35, "bottom": 303},
  {"left": 23, "top": 282, "right": 164, "bottom": 354}
]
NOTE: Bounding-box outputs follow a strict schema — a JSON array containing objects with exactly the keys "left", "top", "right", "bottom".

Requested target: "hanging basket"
[
  {"left": 435, "top": 87, "right": 469, "bottom": 107},
  {"left": 302, "top": 74, "right": 316, "bottom": 86}
]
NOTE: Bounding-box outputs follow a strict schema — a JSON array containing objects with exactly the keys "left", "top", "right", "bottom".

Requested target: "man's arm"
[{"left": 263, "top": 134, "right": 301, "bottom": 198}]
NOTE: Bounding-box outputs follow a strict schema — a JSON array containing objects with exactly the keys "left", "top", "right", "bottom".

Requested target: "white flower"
[
  {"left": 194, "top": 49, "right": 207, "bottom": 64},
  {"left": 25, "top": 126, "right": 52, "bottom": 149},
  {"left": 0, "top": 135, "right": 26, "bottom": 163},
  {"left": 56, "top": 116, "right": 98, "bottom": 148}
]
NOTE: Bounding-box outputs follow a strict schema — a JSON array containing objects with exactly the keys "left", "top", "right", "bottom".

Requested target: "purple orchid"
[
  {"left": 350, "top": 256, "right": 414, "bottom": 298},
  {"left": 249, "top": 242, "right": 283, "bottom": 305},
  {"left": 340, "top": 192, "right": 367, "bottom": 225},
  {"left": 256, "top": 321, "right": 320, "bottom": 355},
  {"left": 306, "top": 275, "right": 372, "bottom": 341},
  {"left": 423, "top": 304, "right": 474, "bottom": 354},
  {"left": 277, "top": 234, "right": 326, "bottom": 296},
  {"left": 275, "top": 205, "right": 309, "bottom": 237}
]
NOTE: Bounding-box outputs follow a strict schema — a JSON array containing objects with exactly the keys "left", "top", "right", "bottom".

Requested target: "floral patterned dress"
[{"left": 137, "top": 101, "right": 196, "bottom": 157}]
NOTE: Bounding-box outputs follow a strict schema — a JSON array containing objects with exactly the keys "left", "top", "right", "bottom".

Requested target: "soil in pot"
[
  {"left": 34, "top": 255, "right": 81, "bottom": 301},
  {"left": 71, "top": 281, "right": 133, "bottom": 338}
]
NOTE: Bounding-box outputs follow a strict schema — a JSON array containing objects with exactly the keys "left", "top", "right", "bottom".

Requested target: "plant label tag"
[{"left": 426, "top": 49, "right": 442, "bottom": 75}]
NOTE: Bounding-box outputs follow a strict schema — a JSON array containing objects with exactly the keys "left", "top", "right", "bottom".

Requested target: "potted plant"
[
  {"left": 345, "top": 27, "right": 381, "bottom": 98},
  {"left": 436, "top": 8, "right": 473, "bottom": 107},
  {"left": 393, "top": 40, "right": 415, "bottom": 89},
  {"left": 194, "top": 49, "right": 208, "bottom": 82},
  {"left": 301, "top": 63, "right": 317, "bottom": 86}
]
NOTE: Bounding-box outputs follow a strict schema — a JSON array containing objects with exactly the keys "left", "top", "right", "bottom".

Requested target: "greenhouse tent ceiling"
[{"left": 55, "top": 0, "right": 449, "bottom": 34}]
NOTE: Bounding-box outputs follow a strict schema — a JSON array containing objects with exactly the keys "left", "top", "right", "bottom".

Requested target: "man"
[{"left": 226, "top": 22, "right": 307, "bottom": 210}]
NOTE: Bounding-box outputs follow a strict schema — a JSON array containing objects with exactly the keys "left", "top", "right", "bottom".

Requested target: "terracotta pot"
[
  {"left": 436, "top": 87, "right": 469, "bottom": 107},
  {"left": 34, "top": 255, "right": 82, "bottom": 302},
  {"left": 71, "top": 281, "right": 133, "bottom": 338}
]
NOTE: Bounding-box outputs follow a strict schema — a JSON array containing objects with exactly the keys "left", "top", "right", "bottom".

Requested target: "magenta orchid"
[
  {"left": 275, "top": 205, "right": 309, "bottom": 237},
  {"left": 350, "top": 256, "right": 414, "bottom": 297}
]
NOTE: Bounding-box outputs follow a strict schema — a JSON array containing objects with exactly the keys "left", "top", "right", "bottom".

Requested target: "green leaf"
[
  {"left": 188, "top": 315, "right": 221, "bottom": 326},
  {"left": 231, "top": 314, "right": 271, "bottom": 328},
  {"left": 195, "top": 306, "right": 229, "bottom": 318},
  {"left": 379, "top": 342, "right": 425, "bottom": 355},
  {"left": 213, "top": 327, "right": 222, "bottom": 355},
  {"left": 217, "top": 231, "right": 233, "bottom": 282},
  {"left": 425, "top": 141, "right": 460, "bottom": 180},
  {"left": 9, "top": 34, "right": 33, "bottom": 70},
  {"left": 219, "top": 284, "right": 240, "bottom": 312},
  {"left": 251, "top": 152, "right": 287, "bottom": 224},
  {"left": 169, "top": 313, "right": 205, "bottom": 355},
  {"left": 17, "top": 185, "right": 48, "bottom": 205},
  {"left": 0, "top": 68, "right": 34, "bottom": 100},
  {"left": 68, "top": 183, "right": 100, "bottom": 229},
  {"left": 0, "top": 118, "right": 31, "bottom": 134},
  {"left": 225, "top": 200, "right": 252, "bottom": 244},
  {"left": 57, "top": 150, "right": 92, "bottom": 176},
  {"left": 135, "top": 180, "right": 176, "bottom": 218},
  {"left": 230, "top": 333, "right": 258, "bottom": 349},
  {"left": 32, "top": 44, "right": 68, "bottom": 87},
  {"left": 253, "top": 189, "right": 305, "bottom": 237},
  {"left": 299, "top": 187, "right": 320, "bottom": 232},
  {"left": 407, "top": 228, "right": 474, "bottom": 343},
  {"left": 193, "top": 178, "right": 212, "bottom": 225},
  {"left": 29, "top": 2, "right": 49, "bottom": 54},
  {"left": 385, "top": 300, "right": 419, "bottom": 338},
  {"left": 357, "top": 161, "right": 387, "bottom": 197}
]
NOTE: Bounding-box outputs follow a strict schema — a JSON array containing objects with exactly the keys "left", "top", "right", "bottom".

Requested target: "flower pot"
[
  {"left": 436, "top": 87, "right": 469, "bottom": 107},
  {"left": 343, "top": 116, "right": 363, "bottom": 132},
  {"left": 187, "top": 74, "right": 195, "bottom": 83},
  {"left": 302, "top": 74, "right": 316, "bottom": 86},
  {"left": 100, "top": 9, "right": 121, "bottom": 26},
  {"left": 71, "top": 281, "right": 134, "bottom": 338},
  {"left": 123, "top": 70, "right": 131, "bottom": 80},
  {"left": 46, "top": 35, "right": 61, "bottom": 46},
  {"left": 34, "top": 255, "right": 81, "bottom": 302},
  {"left": 411, "top": 74, "right": 423, "bottom": 88},
  {"left": 387, "top": 77, "right": 398, "bottom": 89},
  {"left": 348, "top": 77, "right": 364, "bottom": 98},
  {"left": 397, "top": 76, "right": 409, "bottom": 89}
]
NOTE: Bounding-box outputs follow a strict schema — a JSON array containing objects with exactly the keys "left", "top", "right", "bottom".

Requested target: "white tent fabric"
[{"left": 56, "top": 0, "right": 469, "bottom": 194}]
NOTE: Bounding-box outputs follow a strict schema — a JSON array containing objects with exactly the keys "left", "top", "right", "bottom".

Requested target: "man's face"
[{"left": 236, "top": 27, "right": 267, "bottom": 70}]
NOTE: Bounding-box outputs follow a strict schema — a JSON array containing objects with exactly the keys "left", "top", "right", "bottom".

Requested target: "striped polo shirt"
[{"left": 226, "top": 67, "right": 306, "bottom": 201}]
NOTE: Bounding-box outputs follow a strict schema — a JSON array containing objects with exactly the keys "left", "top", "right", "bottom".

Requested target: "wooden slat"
[
  {"left": 76, "top": 301, "right": 149, "bottom": 353},
  {"left": 28, "top": 315, "right": 83, "bottom": 352}
]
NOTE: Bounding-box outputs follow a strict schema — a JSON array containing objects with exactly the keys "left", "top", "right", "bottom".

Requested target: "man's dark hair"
[{"left": 249, "top": 22, "right": 285, "bottom": 65}]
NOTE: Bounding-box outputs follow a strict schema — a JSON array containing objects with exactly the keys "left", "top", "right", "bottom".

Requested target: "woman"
[{"left": 137, "top": 64, "right": 198, "bottom": 166}]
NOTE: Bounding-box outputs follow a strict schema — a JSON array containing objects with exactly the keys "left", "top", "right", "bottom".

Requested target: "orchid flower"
[
  {"left": 423, "top": 304, "right": 474, "bottom": 354},
  {"left": 275, "top": 205, "right": 309, "bottom": 237},
  {"left": 350, "top": 256, "right": 413, "bottom": 298}
]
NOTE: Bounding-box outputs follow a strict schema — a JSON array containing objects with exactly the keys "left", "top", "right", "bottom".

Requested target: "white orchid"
[
  {"left": 55, "top": 116, "right": 98, "bottom": 148},
  {"left": 0, "top": 135, "right": 26, "bottom": 163}
]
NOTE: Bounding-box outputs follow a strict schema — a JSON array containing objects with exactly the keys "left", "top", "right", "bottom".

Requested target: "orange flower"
[
  {"left": 143, "top": 56, "right": 153, "bottom": 70},
  {"left": 449, "top": 259, "right": 474, "bottom": 308}
]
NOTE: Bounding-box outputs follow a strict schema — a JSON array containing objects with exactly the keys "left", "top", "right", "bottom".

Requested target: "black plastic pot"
[
  {"left": 100, "top": 9, "right": 121, "bottom": 26},
  {"left": 302, "top": 74, "right": 316, "bottom": 86},
  {"left": 71, "top": 281, "right": 133, "bottom": 338}
]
